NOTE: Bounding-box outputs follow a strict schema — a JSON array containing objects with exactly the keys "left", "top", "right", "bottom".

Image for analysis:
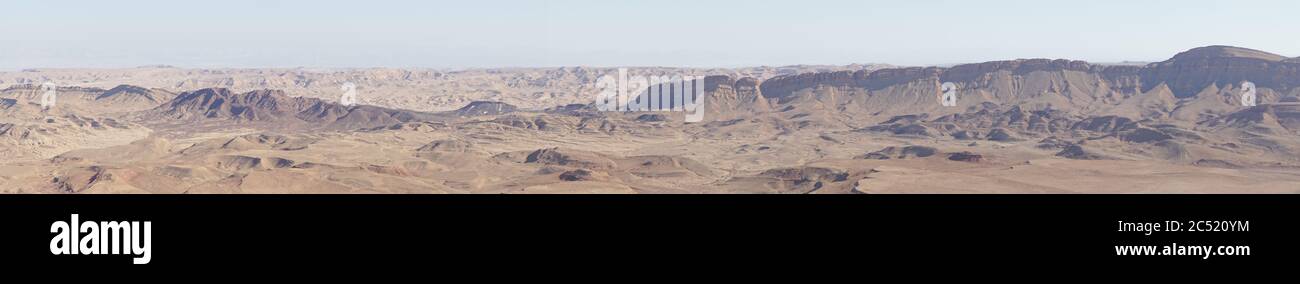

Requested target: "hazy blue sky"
[{"left": 1, "top": 0, "right": 1296, "bottom": 69}]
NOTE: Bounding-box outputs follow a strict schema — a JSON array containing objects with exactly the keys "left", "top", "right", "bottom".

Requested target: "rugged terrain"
[{"left": 2, "top": 46, "right": 1299, "bottom": 194}]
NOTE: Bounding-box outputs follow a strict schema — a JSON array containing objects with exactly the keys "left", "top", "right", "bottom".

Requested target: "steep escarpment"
[
  {"left": 701, "top": 75, "right": 774, "bottom": 119},
  {"left": 756, "top": 59, "right": 1132, "bottom": 120},
  {"left": 753, "top": 46, "right": 1300, "bottom": 120},
  {"left": 1141, "top": 46, "right": 1300, "bottom": 97}
]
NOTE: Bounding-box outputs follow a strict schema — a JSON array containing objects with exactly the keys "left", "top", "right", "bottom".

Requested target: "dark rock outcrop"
[
  {"left": 1118, "top": 127, "right": 1174, "bottom": 143},
  {"left": 858, "top": 146, "right": 939, "bottom": 160},
  {"left": 760, "top": 167, "right": 848, "bottom": 181},
  {"left": 524, "top": 148, "right": 617, "bottom": 170},
  {"left": 558, "top": 169, "right": 608, "bottom": 181},
  {"left": 1056, "top": 144, "right": 1105, "bottom": 160},
  {"left": 946, "top": 152, "right": 984, "bottom": 163},
  {"left": 455, "top": 101, "right": 517, "bottom": 116},
  {"left": 987, "top": 128, "right": 1021, "bottom": 142},
  {"left": 635, "top": 114, "right": 667, "bottom": 122}
]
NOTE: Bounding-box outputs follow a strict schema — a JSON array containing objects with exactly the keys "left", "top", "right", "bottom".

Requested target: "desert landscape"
[{"left": 3, "top": 45, "right": 1300, "bottom": 194}]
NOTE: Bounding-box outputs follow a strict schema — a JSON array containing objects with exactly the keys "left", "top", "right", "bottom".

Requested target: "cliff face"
[
  {"left": 701, "top": 75, "right": 773, "bottom": 119},
  {"left": 764, "top": 48, "right": 1296, "bottom": 97},
  {"left": 742, "top": 46, "right": 1299, "bottom": 119},
  {"left": 759, "top": 60, "right": 1103, "bottom": 100},
  {"left": 621, "top": 46, "right": 1295, "bottom": 125},
  {"left": 1142, "top": 46, "right": 1300, "bottom": 97},
  {"left": 759, "top": 70, "right": 868, "bottom": 102}
]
